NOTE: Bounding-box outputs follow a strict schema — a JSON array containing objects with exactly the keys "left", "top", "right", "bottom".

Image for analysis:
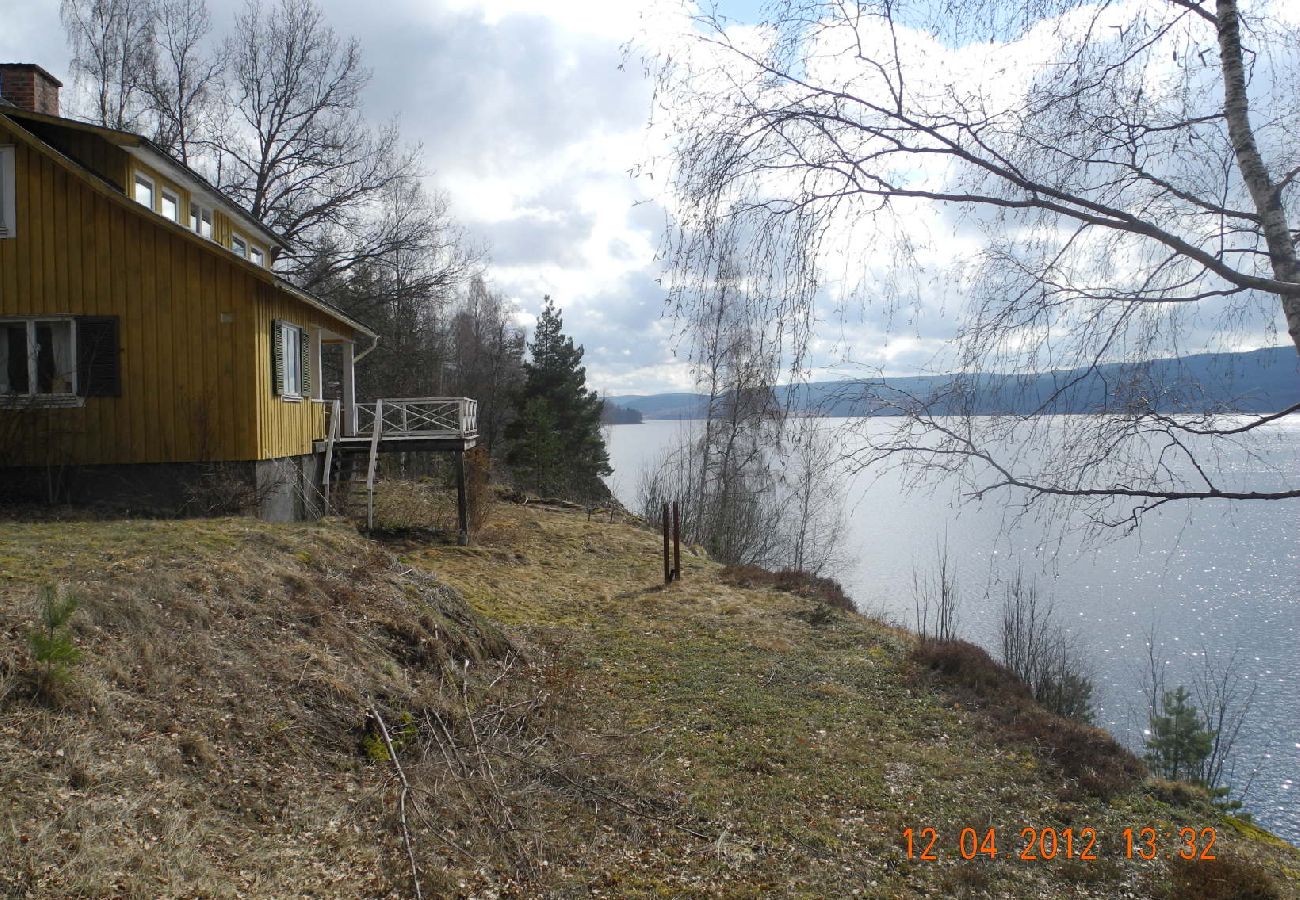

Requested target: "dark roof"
[
  {"left": 0, "top": 105, "right": 282, "bottom": 249},
  {"left": 0, "top": 107, "right": 377, "bottom": 340}
]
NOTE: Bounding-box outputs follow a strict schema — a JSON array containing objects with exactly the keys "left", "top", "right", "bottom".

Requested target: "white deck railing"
[{"left": 354, "top": 397, "right": 479, "bottom": 437}]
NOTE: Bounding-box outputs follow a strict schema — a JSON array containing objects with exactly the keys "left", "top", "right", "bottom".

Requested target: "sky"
[
  {"left": 2, "top": 1, "right": 1294, "bottom": 396},
  {"left": 0, "top": 0, "right": 716, "bottom": 395}
]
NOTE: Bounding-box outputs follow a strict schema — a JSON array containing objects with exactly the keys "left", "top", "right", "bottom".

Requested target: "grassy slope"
[
  {"left": 0, "top": 501, "right": 1295, "bottom": 898},
  {"left": 0, "top": 516, "right": 510, "bottom": 897},
  {"left": 412, "top": 502, "right": 1300, "bottom": 898}
]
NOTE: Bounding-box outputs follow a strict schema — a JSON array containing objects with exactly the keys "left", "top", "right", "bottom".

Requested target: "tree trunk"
[{"left": 1215, "top": 0, "right": 1300, "bottom": 353}]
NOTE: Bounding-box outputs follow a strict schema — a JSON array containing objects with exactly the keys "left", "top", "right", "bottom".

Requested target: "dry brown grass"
[
  {"left": 0, "top": 516, "right": 513, "bottom": 897},
  {"left": 1165, "top": 854, "right": 1282, "bottom": 899},
  {"left": 411, "top": 502, "right": 1300, "bottom": 898},
  {"left": 2, "top": 501, "right": 1297, "bottom": 898}
]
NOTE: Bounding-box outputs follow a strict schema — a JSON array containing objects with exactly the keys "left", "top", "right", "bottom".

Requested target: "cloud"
[
  {"left": 476, "top": 207, "right": 596, "bottom": 268},
  {"left": 0, "top": 2, "right": 73, "bottom": 86},
  {"left": 307, "top": 0, "right": 684, "bottom": 388}
]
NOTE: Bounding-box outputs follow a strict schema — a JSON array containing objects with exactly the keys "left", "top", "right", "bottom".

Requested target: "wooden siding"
[
  {"left": 252, "top": 288, "right": 336, "bottom": 459},
  {"left": 0, "top": 118, "right": 347, "bottom": 466}
]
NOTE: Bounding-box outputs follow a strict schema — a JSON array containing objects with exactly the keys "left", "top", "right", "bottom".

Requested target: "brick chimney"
[{"left": 0, "top": 64, "right": 62, "bottom": 116}]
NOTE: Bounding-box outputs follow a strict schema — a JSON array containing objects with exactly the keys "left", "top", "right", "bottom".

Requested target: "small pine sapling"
[
  {"left": 28, "top": 585, "right": 82, "bottom": 702},
  {"left": 1146, "top": 686, "right": 1213, "bottom": 783}
]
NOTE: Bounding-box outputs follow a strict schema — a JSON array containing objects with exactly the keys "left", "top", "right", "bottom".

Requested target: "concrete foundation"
[
  {"left": 254, "top": 453, "right": 326, "bottom": 522},
  {"left": 0, "top": 453, "right": 328, "bottom": 521}
]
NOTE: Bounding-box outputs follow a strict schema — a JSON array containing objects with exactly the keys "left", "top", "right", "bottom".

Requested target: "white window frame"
[
  {"left": 0, "top": 145, "right": 15, "bottom": 239},
  {"left": 190, "top": 202, "right": 213, "bottom": 240},
  {"left": 231, "top": 232, "right": 249, "bottom": 259},
  {"left": 160, "top": 187, "right": 180, "bottom": 223},
  {"left": 250, "top": 245, "right": 264, "bottom": 267},
  {"left": 0, "top": 316, "right": 81, "bottom": 407},
  {"left": 280, "top": 320, "right": 303, "bottom": 400},
  {"left": 133, "top": 172, "right": 155, "bottom": 209}
]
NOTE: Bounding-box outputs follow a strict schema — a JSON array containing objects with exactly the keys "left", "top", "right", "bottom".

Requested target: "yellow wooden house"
[{"left": 0, "top": 63, "right": 474, "bottom": 523}]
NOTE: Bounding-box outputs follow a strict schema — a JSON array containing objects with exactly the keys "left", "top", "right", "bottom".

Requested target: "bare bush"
[
  {"left": 912, "top": 539, "right": 958, "bottom": 643},
  {"left": 999, "top": 571, "right": 1095, "bottom": 723},
  {"left": 179, "top": 462, "right": 263, "bottom": 516},
  {"left": 1193, "top": 646, "right": 1259, "bottom": 798},
  {"left": 464, "top": 446, "right": 492, "bottom": 535}
]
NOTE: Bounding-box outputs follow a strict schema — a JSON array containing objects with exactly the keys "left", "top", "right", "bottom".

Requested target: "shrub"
[
  {"left": 911, "top": 639, "right": 1143, "bottom": 798},
  {"left": 181, "top": 462, "right": 263, "bottom": 516},
  {"left": 999, "top": 571, "right": 1096, "bottom": 723},
  {"left": 1164, "top": 854, "right": 1280, "bottom": 900},
  {"left": 465, "top": 445, "right": 492, "bottom": 533},
  {"left": 720, "top": 565, "right": 855, "bottom": 612},
  {"left": 27, "top": 585, "right": 82, "bottom": 703},
  {"left": 912, "top": 540, "right": 959, "bottom": 642}
]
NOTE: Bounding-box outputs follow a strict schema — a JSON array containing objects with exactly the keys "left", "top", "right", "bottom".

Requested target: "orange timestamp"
[{"left": 902, "top": 825, "right": 1217, "bottom": 862}]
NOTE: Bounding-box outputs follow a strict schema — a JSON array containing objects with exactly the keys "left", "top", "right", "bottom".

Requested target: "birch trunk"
[{"left": 1215, "top": 0, "right": 1300, "bottom": 353}]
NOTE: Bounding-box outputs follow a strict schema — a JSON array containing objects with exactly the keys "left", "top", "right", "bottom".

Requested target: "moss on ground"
[
  {"left": 409, "top": 500, "right": 1299, "bottom": 898},
  {"left": 0, "top": 497, "right": 1295, "bottom": 898}
]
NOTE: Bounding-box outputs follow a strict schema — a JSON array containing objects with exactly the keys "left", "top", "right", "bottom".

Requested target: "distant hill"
[
  {"left": 611, "top": 347, "right": 1300, "bottom": 419},
  {"left": 600, "top": 399, "right": 644, "bottom": 425},
  {"left": 603, "top": 392, "right": 707, "bottom": 420}
]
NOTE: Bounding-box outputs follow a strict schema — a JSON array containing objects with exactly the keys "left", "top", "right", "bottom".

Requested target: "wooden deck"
[
  {"left": 313, "top": 433, "right": 477, "bottom": 454},
  {"left": 317, "top": 397, "right": 479, "bottom": 540}
]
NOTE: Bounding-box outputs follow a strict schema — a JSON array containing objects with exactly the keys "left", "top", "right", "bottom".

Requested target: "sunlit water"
[{"left": 604, "top": 417, "right": 1300, "bottom": 845}]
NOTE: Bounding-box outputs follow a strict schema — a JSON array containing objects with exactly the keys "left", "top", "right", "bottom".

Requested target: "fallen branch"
[
  {"left": 497, "top": 746, "right": 715, "bottom": 842},
  {"left": 371, "top": 704, "right": 424, "bottom": 900}
]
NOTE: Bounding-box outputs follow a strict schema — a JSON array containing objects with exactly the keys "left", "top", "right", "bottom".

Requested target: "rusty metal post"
[
  {"left": 672, "top": 500, "right": 681, "bottom": 581},
  {"left": 662, "top": 502, "right": 671, "bottom": 584}
]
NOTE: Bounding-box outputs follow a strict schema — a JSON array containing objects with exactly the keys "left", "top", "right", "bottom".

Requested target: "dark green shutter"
[
  {"left": 76, "top": 316, "right": 120, "bottom": 397},
  {"left": 299, "top": 327, "right": 311, "bottom": 396},
  {"left": 271, "top": 319, "right": 284, "bottom": 396}
]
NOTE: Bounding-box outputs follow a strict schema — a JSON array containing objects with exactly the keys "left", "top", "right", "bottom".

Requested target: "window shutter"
[
  {"left": 299, "top": 327, "right": 311, "bottom": 396},
  {"left": 0, "top": 145, "right": 14, "bottom": 239},
  {"left": 76, "top": 316, "right": 120, "bottom": 397},
  {"left": 271, "top": 319, "right": 284, "bottom": 396}
]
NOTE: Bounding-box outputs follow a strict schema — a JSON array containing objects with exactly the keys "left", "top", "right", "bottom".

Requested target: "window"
[
  {"left": 272, "top": 319, "right": 310, "bottom": 400},
  {"left": 133, "top": 172, "right": 155, "bottom": 209},
  {"left": 160, "top": 188, "right": 179, "bottom": 223},
  {"left": 250, "top": 246, "right": 264, "bottom": 267},
  {"left": 190, "top": 203, "right": 213, "bottom": 239},
  {"left": 283, "top": 322, "right": 301, "bottom": 396},
  {"left": 231, "top": 233, "right": 248, "bottom": 259},
  {"left": 2, "top": 320, "right": 74, "bottom": 396},
  {"left": 0, "top": 145, "right": 14, "bottom": 239},
  {"left": 0, "top": 317, "right": 119, "bottom": 404}
]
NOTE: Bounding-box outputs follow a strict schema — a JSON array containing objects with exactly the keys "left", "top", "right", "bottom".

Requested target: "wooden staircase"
[
  {"left": 325, "top": 445, "right": 372, "bottom": 517},
  {"left": 320, "top": 398, "right": 382, "bottom": 525}
]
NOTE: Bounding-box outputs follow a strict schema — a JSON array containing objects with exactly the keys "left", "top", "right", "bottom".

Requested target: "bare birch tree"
[
  {"left": 145, "top": 0, "right": 223, "bottom": 165},
  {"left": 217, "top": 0, "right": 420, "bottom": 280},
  {"left": 318, "top": 177, "right": 479, "bottom": 399},
  {"left": 61, "top": 0, "right": 157, "bottom": 130},
  {"left": 448, "top": 277, "right": 527, "bottom": 454},
  {"left": 639, "top": 231, "right": 849, "bottom": 570},
  {"left": 648, "top": 0, "right": 1300, "bottom": 531}
]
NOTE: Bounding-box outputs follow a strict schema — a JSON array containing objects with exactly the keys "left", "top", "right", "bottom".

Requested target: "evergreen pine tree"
[
  {"left": 505, "top": 297, "right": 612, "bottom": 500},
  {"left": 1146, "top": 686, "right": 1214, "bottom": 783}
]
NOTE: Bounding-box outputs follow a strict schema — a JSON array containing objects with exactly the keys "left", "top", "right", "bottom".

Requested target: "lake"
[{"left": 604, "top": 417, "right": 1300, "bottom": 845}]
